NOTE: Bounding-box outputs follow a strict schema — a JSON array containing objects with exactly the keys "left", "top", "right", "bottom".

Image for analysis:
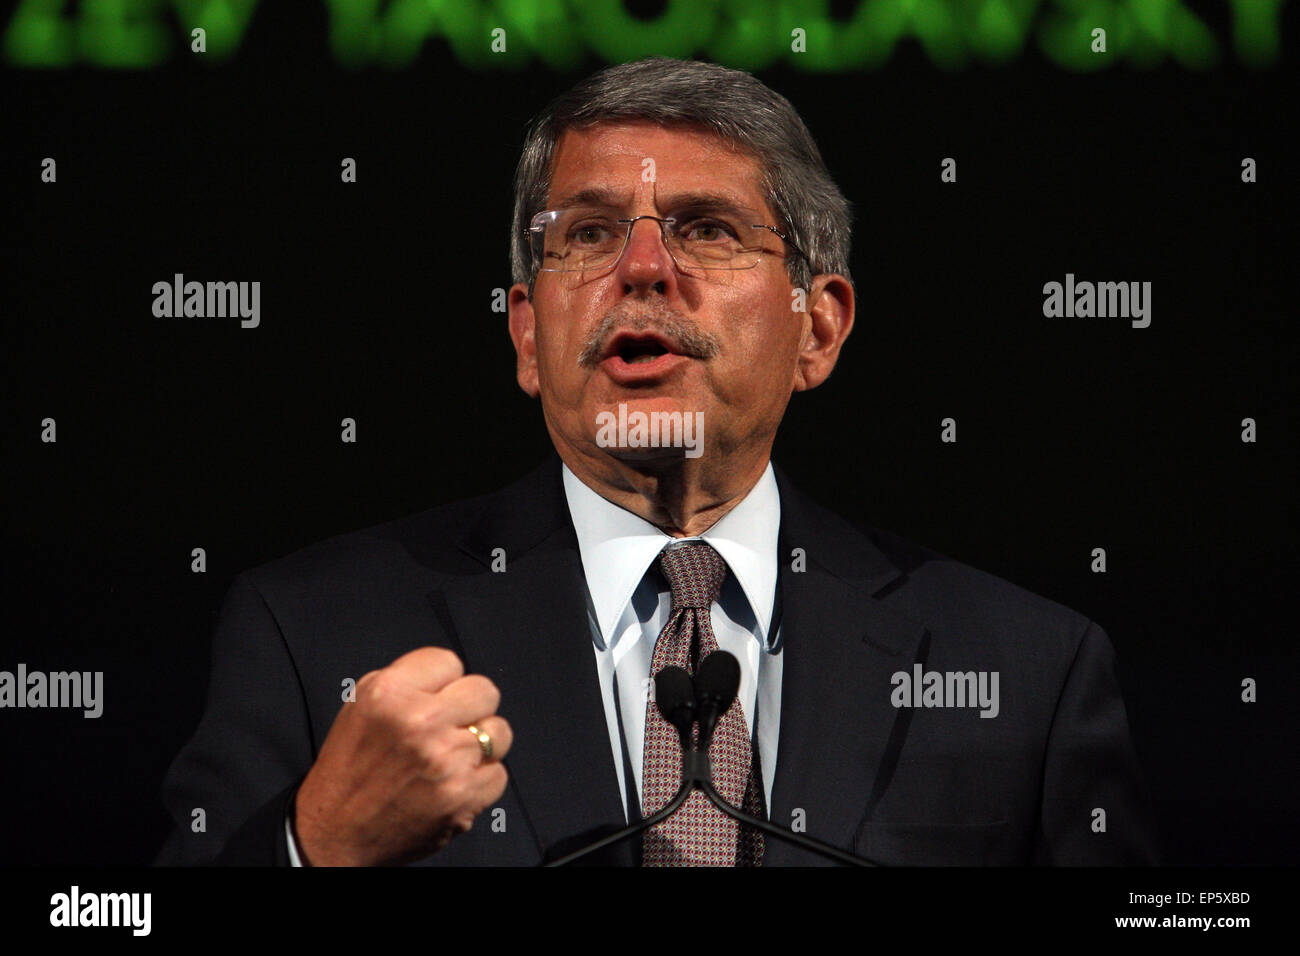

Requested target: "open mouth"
[
  {"left": 617, "top": 338, "right": 671, "bottom": 364},
  {"left": 596, "top": 330, "right": 694, "bottom": 383},
  {"left": 603, "top": 331, "right": 681, "bottom": 364}
]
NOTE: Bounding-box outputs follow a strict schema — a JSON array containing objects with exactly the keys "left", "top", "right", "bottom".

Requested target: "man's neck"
[{"left": 558, "top": 448, "right": 771, "bottom": 538}]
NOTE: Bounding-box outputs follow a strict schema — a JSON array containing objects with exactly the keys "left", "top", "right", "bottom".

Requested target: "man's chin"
[{"left": 602, "top": 446, "right": 697, "bottom": 465}]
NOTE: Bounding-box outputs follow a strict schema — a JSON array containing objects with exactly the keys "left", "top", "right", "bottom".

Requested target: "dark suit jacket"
[{"left": 154, "top": 455, "right": 1158, "bottom": 866}]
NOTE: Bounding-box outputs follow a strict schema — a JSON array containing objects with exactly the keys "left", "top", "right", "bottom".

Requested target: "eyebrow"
[{"left": 552, "top": 186, "right": 761, "bottom": 217}]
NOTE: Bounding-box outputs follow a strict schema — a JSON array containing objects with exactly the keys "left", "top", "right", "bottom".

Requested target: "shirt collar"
[{"left": 561, "top": 462, "right": 780, "bottom": 652}]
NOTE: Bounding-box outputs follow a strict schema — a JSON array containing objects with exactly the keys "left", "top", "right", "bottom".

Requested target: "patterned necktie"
[{"left": 641, "top": 542, "right": 765, "bottom": 866}]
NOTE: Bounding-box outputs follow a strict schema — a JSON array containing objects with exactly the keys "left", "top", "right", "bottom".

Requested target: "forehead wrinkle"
[
  {"left": 551, "top": 185, "right": 632, "bottom": 210},
  {"left": 550, "top": 184, "right": 764, "bottom": 218}
]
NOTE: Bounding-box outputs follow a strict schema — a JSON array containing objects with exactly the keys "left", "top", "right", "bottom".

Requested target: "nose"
[{"left": 613, "top": 216, "right": 678, "bottom": 295}]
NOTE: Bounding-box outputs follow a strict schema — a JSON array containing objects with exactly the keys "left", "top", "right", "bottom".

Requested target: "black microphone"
[
  {"left": 653, "top": 665, "right": 696, "bottom": 751},
  {"left": 694, "top": 650, "right": 740, "bottom": 750}
]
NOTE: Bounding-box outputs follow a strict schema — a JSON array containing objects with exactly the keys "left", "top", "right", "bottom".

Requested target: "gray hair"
[{"left": 510, "top": 57, "right": 853, "bottom": 295}]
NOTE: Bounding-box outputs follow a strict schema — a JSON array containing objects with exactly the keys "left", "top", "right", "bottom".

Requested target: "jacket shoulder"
[
  {"left": 239, "top": 466, "right": 549, "bottom": 601},
  {"left": 800, "top": 488, "right": 1096, "bottom": 657}
]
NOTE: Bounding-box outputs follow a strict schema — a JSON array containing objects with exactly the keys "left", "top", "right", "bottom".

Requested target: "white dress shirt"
[
  {"left": 287, "top": 462, "right": 783, "bottom": 863},
  {"left": 562, "top": 462, "right": 784, "bottom": 822}
]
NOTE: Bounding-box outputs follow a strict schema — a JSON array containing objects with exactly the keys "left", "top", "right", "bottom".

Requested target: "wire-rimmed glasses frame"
[{"left": 527, "top": 208, "right": 810, "bottom": 277}]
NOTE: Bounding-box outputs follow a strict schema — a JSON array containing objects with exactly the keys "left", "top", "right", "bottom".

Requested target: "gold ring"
[{"left": 467, "top": 724, "right": 493, "bottom": 761}]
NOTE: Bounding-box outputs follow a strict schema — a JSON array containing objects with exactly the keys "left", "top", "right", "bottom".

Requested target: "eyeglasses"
[{"left": 528, "top": 207, "right": 808, "bottom": 276}]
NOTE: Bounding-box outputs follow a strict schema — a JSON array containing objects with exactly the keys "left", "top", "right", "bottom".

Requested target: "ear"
[
  {"left": 793, "top": 273, "right": 854, "bottom": 392},
  {"left": 507, "top": 282, "right": 540, "bottom": 399}
]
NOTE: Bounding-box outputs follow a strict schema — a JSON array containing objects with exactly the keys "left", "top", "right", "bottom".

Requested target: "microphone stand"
[
  {"left": 544, "top": 674, "right": 711, "bottom": 867},
  {"left": 546, "top": 663, "right": 878, "bottom": 867},
  {"left": 694, "top": 777, "right": 873, "bottom": 867},
  {"left": 542, "top": 770, "right": 696, "bottom": 868}
]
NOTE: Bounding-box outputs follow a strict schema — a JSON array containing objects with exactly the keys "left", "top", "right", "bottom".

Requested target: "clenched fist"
[{"left": 292, "top": 647, "right": 512, "bottom": 866}]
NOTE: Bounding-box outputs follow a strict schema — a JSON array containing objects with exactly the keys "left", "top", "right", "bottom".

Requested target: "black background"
[{"left": 2, "top": 1, "right": 1296, "bottom": 866}]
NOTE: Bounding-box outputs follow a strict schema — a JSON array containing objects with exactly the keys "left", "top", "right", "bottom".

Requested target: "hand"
[{"left": 292, "top": 647, "right": 512, "bottom": 866}]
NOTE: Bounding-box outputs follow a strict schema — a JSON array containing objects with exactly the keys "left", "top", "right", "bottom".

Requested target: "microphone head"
[
  {"left": 653, "top": 666, "right": 696, "bottom": 738},
  {"left": 693, "top": 652, "right": 740, "bottom": 750},
  {"left": 694, "top": 651, "right": 741, "bottom": 710}
]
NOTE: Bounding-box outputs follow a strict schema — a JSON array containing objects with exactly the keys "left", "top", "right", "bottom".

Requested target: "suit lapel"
[
  {"left": 430, "top": 459, "right": 633, "bottom": 864},
  {"left": 764, "top": 468, "right": 928, "bottom": 865}
]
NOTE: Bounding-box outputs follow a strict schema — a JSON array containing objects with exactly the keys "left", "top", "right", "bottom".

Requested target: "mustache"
[{"left": 576, "top": 301, "right": 722, "bottom": 368}]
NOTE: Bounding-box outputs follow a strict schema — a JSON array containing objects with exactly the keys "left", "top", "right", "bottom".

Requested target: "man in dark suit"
[{"left": 155, "top": 57, "right": 1157, "bottom": 867}]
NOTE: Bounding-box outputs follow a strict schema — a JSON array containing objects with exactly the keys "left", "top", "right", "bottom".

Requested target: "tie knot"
[{"left": 657, "top": 542, "right": 727, "bottom": 610}]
